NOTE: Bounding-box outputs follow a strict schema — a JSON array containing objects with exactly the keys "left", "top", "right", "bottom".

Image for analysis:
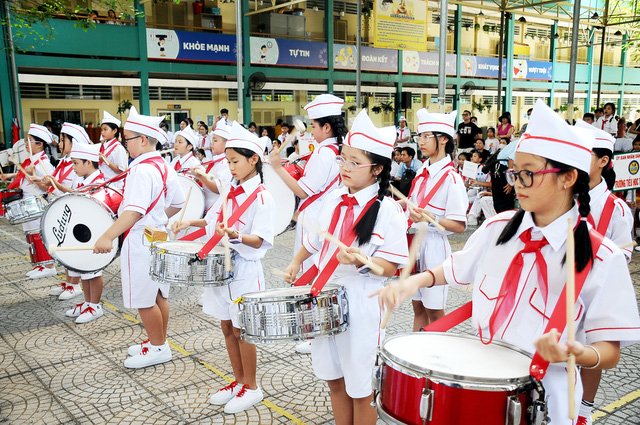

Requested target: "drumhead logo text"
[{"left": 52, "top": 204, "right": 72, "bottom": 246}]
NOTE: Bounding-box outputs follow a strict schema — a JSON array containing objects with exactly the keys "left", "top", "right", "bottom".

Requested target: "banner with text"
[
  {"left": 334, "top": 44, "right": 398, "bottom": 72},
  {"left": 250, "top": 37, "right": 327, "bottom": 67},
  {"left": 374, "top": 0, "right": 428, "bottom": 51},
  {"left": 613, "top": 152, "right": 640, "bottom": 192},
  {"left": 146, "top": 29, "right": 236, "bottom": 62}
]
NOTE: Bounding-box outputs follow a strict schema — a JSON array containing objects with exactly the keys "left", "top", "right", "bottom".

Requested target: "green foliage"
[{"left": 117, "top": 99, "right": 133, "bottom": 120}]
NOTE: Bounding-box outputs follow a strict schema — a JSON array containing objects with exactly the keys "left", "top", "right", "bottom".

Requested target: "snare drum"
[
  {"left": 26, "top": 230, "right": 54, "bottom": 266},
  {"left": 40, "top": 188, "right": 123, "bottom": 273},
  {"left": 374, "top": 333, "right": 539, "bottom": 425},
  {"left": 238, "top": 284, "right": 348, "bottom": 344},
  {"left": 149, "top": 241, "right": 234, "bottom": 286},
  {"left": 263, "top": 163, "right": 296, "bottom": 235},
  {"left": 0, "top": 148, "right": 13, "bottom": 167},
  {"left": 0, "top": 188, "right": 22, "bottom": 216},
  {"left": 5, "top": 196, "right": 48, "bottom": 224}
]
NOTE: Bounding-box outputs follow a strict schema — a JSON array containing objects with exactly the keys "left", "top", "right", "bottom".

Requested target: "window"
[
  {"left": 19, "top": 83, "right": 112, "bottom": 100},
  {"left": 251, "top": 89, "right": 294, "bottom": 102},
  {"left": 228, "top": 89, "right": 238, "bottom": 102}
]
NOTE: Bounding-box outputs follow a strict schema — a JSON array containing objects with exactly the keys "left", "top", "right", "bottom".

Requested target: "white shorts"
[
  {"left": 203, "top": 256, "right": 263, "bottom": 328},
  {"left": 312, "top": 279, "right": 383, "bottom": 399},
  {"left": 410, "top": 232, "right": 451, "bottom": 310},
  {"left": 121, "top": 229, "right": 169, "bottom": 309},
  {"left": 68, "top": 270, "right": 102, "bottom": 280}
]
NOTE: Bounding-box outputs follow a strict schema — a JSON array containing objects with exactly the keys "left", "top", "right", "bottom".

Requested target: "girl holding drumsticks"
[{"left": 371, "top": 100, "right": 640, "bottom": 425}]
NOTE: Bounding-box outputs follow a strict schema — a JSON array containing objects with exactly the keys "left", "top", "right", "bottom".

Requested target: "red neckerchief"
[
  {"left": 204, "top": 155, "right": 226, "bottom": 173},
  {"left": 47, "top": 158, "right": 74, "bottom": 193},
  {"left": 77, "top": 172, "right": 105, "bottom": 189},
  {"left": 100, "top": 139, "right": 121, "bottom": 164},
  {"left": 406, "top": 162, "right": 454, "bottom": 227},
  {"left": 8, "top": 153, "right": 47, "bottom": 189}
]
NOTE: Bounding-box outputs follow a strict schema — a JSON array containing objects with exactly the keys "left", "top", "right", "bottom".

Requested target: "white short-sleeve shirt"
[
  {"left": 51, "top": 155, "right": 76, "bottom": 189},
  {"left": 297, "top": 138, "right": 340, "bottom": 201},
  {"left": 21, "top": 151, "right": 54, "bottom": 196},
  {"left": 595, "top": 116, "right": 618, "bottom": 136},
  {"left": 203, "top": 153, "right": 232, "bottom": 210},
  {"left": 589, "top": 178, "right": 633, "bottom": 261},
  {"left": 99, "top": 139, "right": 128, "bottom": 183},
  {"left": 170, "top": 151, "right": 201, "bottom": 171}
]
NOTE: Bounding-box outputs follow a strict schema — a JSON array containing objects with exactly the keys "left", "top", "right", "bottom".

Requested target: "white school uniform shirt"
[
  {"left": 302, "top": 182, "right": 409, "bottom": 398},
  {"left": 170, "top": 151, "right": 201, "bottom": 171},
  {"left": 203, "top": 153, "right": 232, "bottom": 210},
  {"left": 396, "top": 126, "right": 411, "bottom": 142},
  {"left": 119, "top": 151, "right": 186, "bottom": 232},
  {"left": 198, "top": 133, "right": 213, "bottom": 161},
  {"left": 441, "top": 206, "right": 640, "bottom": 425},
  {"left": 595, "top": 115, "right": 618, "bottom": 136},
  {"left": 50, "top": 155, "right": 76, "bottom": 189},
  {"left": 99, "top": 138, "right": 128, "bottom": 189},
  {"left": 589, "top": 178, "right": 633, "bottom": 262},
  {"left": 294, "top": 137, "right": 341, "bottom": 273},
  {"left": 70, "top": 169, "right": 103, "bottom": 190},
  {"left": 21, "top": 151, "right": 55, "bottom": 197}
]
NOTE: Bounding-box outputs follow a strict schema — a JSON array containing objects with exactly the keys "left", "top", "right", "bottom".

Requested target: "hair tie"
[{"left": 580, "top": 217, "right": 588, "bottom": 222}]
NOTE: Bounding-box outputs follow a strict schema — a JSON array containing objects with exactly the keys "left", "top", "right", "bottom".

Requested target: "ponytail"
[
  {"left": 315, "top": 115, "right": 348, "bottom": 151},
  {"left": 592, "top": 147, "right": 616, "bottom": 191},
  {"left": 353, "top": 152, "right": 391, "bottom": 245},
  {"left": 497, "top": 160, "right": 593, "bottom": 272}
]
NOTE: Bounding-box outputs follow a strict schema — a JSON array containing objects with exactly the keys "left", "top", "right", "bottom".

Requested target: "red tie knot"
[
  {"left": 229, "top": 185, "right": 245, "bottom": 198},
  {"left": 519, "top": 229, "right": 549, "bottom": 253},
  {"left": 340, "top": 194, "right": 358, "bottom": 207}
]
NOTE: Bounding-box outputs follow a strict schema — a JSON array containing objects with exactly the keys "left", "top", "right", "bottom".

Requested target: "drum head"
[
  {"left": 242, "top": 284, "right": 342, "bottom": 301},
  {"left": 382, "top": 333, "right": 531, "bottom": 383},
  {"left": 40, "top": 193, "right": 119, "bottom": 273},
  {"left": 154, "top": 240, "right": 225, "bottom": 255},
  {"left": 167, "top": 175, "right": 206, "bottom": 228},
  {"left": 263, "top": 163, "right": 296, "bottom": 235}
]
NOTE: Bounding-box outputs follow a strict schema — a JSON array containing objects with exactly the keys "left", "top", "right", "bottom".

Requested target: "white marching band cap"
[
  {"left": 516, "top": 99, "right": 594, "bottom": 174},
  {"left": 399, "top": 116, "right": 407, "bottom": 122},
  {"left": 226, "top": 121, "right": 266, "bottom": 157},
  {"left": 575, "top": 118, "right": 615, "bottom": 151},
  {"left": 303, "top": 94, "right": 344, "bottom": 119},
  {"left": 157, "top": 128, "right": 169, "bottom": 145},
  {"left": 213, "top": 119, "right": 230, "bottom": 139},
  {"left": 124, "top": 106, "right": 165, "bottom": 141},
  {"left": 60, "top": 122, "right": 91, "bottom": 144},
  {"left": 70, "top": 142, "right": 100, "bottom": 162},
  {"left": 416, "top": 108, "right": 458, "bottom": 139},
  {"left": 258, "top": 136, "right": 271, "bottom": 149},
  {"left": 176, "top": 127, "right": 198, "bottom": 146},
  {"left": 345, "top": 109, "right": 396, "bottom": 158},
  {"left": 28, "top": 124, "right": 54, "bottom": 144},
  {"left": 102, "top": 110, "right": 121, "bottom": 128}
]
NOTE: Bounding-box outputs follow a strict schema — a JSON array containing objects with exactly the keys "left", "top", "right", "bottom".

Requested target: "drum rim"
[
  {"left": 5, "top": 196, "right": 47, "bottom": 224},
  {"left": 150, "top": 241, "right": 225, "bottom": 257},
  {"left": 240, "top": 284, "right": 344, "bottom": 301},
  {"left": 241, "top": 323, "right": 348, "bottom": 344},
  {"left": 149, "top": 245, "right": 235, "bottom": 286},
  {"left": 379, "top": 332, "right": 533, "bottom": 386},
  {"left": 40, "top": 192, "right": 120, "bottom": 273}
]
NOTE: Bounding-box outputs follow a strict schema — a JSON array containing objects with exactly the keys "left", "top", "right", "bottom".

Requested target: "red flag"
[{"left": 11, "top": 118, "right": 20, "bottom": 145}]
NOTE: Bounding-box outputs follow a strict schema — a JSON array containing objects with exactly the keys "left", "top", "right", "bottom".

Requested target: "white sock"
[
  {"left": 89, "top": 302, "right": 100, "bottom": 310},
  {"left": 150, "top": 343, "right": 164, "bottom": 352},
  {"left": 579, "top": 400, "right": 593, "bottom": 417}
]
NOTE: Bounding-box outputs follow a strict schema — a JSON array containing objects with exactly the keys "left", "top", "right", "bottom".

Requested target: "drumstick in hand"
[
  {"left": 222, "top": 189, "right": 232, "bottom": 271},
  {"left": 389, "top": 186, "right": 446, "bottom": 232},
  {"left": 276, "top": 119, "right": 306, "bottom": 154},
  {"left": 49, "top": 245, "right": 100, "bottom": 253},
  {"left": 193, "top": 168, "right": 216, "bottom": 183},
  {"left": 381, "top": 228, "right": 424, "bottom": 329},
  {"left": 173, "top": 187, "right": 193, "bottom": 240},
  {"left": 617, "top": 240, "right": 638, "bottom": 250},
  {"left": 566, "top": 217, "right": 576, "bottom": 421},
  {"left": 270, "top": 268, "right": 291, "bottom": 279}
]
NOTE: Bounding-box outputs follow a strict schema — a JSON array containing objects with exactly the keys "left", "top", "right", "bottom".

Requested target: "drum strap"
[
  {"left": 292, "top": 196, "right": 378, "bottom": 296},
  {"left": 181, "top": 186, "right": 266, "bottom": 260},
  {"left": 205, "top": 156, "right": 226, "bottom": 173},
  {"left": 406, "top": 167, "right": 453, "bottom": 227},
  {"left": 421, "top": 301, "right": 473, "bottom": 332},
  {"left": 298, "top": 174, "right": 340, "bottom": 212},
  {"left": 587, "top": 193, "right": 616, "bottom": 236},
  {"left": 47, "top": 159, "right": 74, "bottom": 193},
  {"left": 100, "top": 139, "right": 120, "bottom": 164}
]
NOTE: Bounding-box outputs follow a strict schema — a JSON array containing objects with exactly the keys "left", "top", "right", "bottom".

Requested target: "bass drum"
[
  {"left": 168, "top": 175, "right": 205, "bottom": 231},
  {"left": 40, "top": 188, "right": 123, "bottom": 273},
  {"left": 263, "top": 163, "right": 296, "bottom": 236}
]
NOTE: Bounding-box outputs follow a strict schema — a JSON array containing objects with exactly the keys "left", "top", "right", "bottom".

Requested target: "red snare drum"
[
  {"left": 26, "top": 230, "right": 54, "bottom": 266},
  {"left": 40, "top": 186, "right": 124, "bottom": 273},
  {"left": 374, "top": 333, "right": 543, "bottom": 425},
  {"left": 0, "top": 188, "right": 22, "bottom": 216},
  {"left": 283, "top": 152, "right": 312, "bottom": 180},
  {"left": 395, "top": 232, "right": 419, "bottom": 276}
]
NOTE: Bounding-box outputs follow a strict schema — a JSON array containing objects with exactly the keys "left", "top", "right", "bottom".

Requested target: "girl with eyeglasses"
[
  {"left": 372, "top": 100, "right": 640, "bottom": 425},
  {"left": 404, "top": 108, "right": 468, "bottom": 331}
]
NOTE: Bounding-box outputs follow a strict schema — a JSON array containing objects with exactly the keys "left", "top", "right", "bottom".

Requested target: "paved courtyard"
[{"left": 0, "top": 219, "right": 639, "bottom": 424}]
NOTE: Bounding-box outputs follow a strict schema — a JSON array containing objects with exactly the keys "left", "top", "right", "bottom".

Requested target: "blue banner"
[
  {"left": 250, "top": 37, "right": 327, "bottom": 67},
  {"left": 146, "top": 29, "right": 236, "bottom": 62},
  {"left": 403, "top": 51, "right": 456, "bottom": 75}
]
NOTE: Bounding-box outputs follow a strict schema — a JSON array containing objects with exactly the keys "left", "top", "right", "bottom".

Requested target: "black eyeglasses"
[
  {"left": 505, "top": 168, "right": 560, "bottom": 188},
  {"left": 123, "top": 135, "right": 142, "bottom": 143}
]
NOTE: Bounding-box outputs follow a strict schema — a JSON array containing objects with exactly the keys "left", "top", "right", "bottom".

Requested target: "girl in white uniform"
[
  {"left": 62, "top": 143, "right": 107, "bottom": 324},
  {"left": 373, "top": 100, "right": 640, "bottom": 425},
  {"left": 170, "top": 128, "right": 202, "bottom": 172},
  {"left": 196, "top": 119, "right": 232, "bottom": 210},
  {"left": 98, "top": 111, "right": 128, "bottom": 189},
  {"left": 407, "top": 108, "right": 468, "bottom": 330},
  {"left": 574, "top": 119, "right": 634, "bottom": 424},
  {"left": 94, "top": 107, "right": 186, "bottom": 369},
  {"left": 1, "top": 124, "right": 56, "bottom": 279},
  {"left": 284, "top": 110, "right": 409, "bottom": 425},
  {"left": 45, "top": 123, "right": 91, "bottom": 299},
  {"left": 173, "top": 122, "right": 275, "bottom": 414},
  {"left": 269, "top": 94, "right": 346, "bottom": 353},
  {"left": 198, "top": 123, "right": 213, "bottom": 161}
]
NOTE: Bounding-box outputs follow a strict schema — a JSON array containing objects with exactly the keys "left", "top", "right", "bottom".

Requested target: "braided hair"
[
  {"left": 353, "top": 152, "right": 391, "bottom": 246},
  {"left": 226, "top": 147, "right": 263, "bottom": 183},
  {"left": 497, "top": 159, "right": 593, "bottom": 272},
  {"left": 315, "top": 115, "right": 348, "bottom": 150}
]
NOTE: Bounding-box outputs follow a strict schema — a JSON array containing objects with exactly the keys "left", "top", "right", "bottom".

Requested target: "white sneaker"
[
  {"left": 209, "top": 381, "right": 242, "bottom": 405},
  {"left": 49, "top": 282, "right": 68, "bottom": 296},
  {"left": 26, "top": 266, "right": 44, "bottom": 277},
  {"left": 58, "top": 284, "right": 81, "bottom": 300},
  {"left": 295, "top": 341, "right": 312, "bottom": 354},
  {"left": 75, "top": 305, "right": 103, "bottom": 324},
  {"left": 123, "top": 345, "right": 172, "bottom": 369},
  {"left": 467, "top": 215, "right": 478, "bottom": 226},
  {"left": 66, "top": 302, "right": 86, "bottom": 318},
  {"left": 128, "top": 339, "right": 151, "bottom": 357},
  {"left": 29, "top": 266, "right": 56, "bottom": 279},
  {"left": 224, "top": 385, "right": 264, "bottom": 414}
]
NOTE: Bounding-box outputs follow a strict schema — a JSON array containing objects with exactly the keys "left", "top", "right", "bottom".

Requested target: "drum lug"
[
  {"left": 419, "top": 388, "right": 433, "bottom": 422},
  {"left": 527, "top": 399, "right": 550, "bottom": 425},
  {"left": 505, "top": 395, "right": 521, "bottom": 425},
  {"left": 371, "top": 365, "right": 382, "bottom": 393}
]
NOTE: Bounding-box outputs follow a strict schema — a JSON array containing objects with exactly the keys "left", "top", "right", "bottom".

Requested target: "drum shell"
[
  {"left": 376, "top": 333, "right": 534, "bottom": 425},
  {"left": 5, "top": 197, "right": 47, "bottom": 224},
  {"left": 0, "top": 189, "right": 22, "bottom": 217},
  {"left": 149, "top": 243, "right": 234, "bottom": 287},
  {"left": 238, "top": 284, "right": 349, "bottom": 344},
  {"left": 25, "top": 230, "right": 54, "bottom": 266}
]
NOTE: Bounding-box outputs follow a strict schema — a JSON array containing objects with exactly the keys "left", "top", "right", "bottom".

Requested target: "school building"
[{"left": 1, "top": 0, "right": 639, "bottom": 145}]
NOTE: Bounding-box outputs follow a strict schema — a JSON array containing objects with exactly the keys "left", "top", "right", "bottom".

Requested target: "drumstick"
[
  {"left": 276, "top": 119, "right": 306, "bottom": 154},
  {"left": 381, "top": 228, "right": 424, "bottom": 329},
  {"left": 100, "top": 152, "right": 112, "bottom": 167},
  {"left": 270, "top": 267, "right": 291, "bottom": 279},
  {"left": 221, "top": 188, "right": 232, "bottom": 272},
  {"left": 566, "top": 217, "right": 576, "bottom": 420},
  {"left": 159, "top": 148, "right": 174, "bottom": 155},
  {"left": 173, "top": 186, "right": 192, "bottom": 240},
  {"left": 193, "top": 168, "right": 216, "bottom": 183},
  {"left": 9, "top": 159, "right": 48, "bottom": 204},
  {"left": 389, "top": 185, "right": 447, "bottom": 232},
  {"left": 618, "top": 240, "right": 638, "bottom": 250},
  {"left": 48, "top": 244, "right": 97, "bottom": 253}
]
